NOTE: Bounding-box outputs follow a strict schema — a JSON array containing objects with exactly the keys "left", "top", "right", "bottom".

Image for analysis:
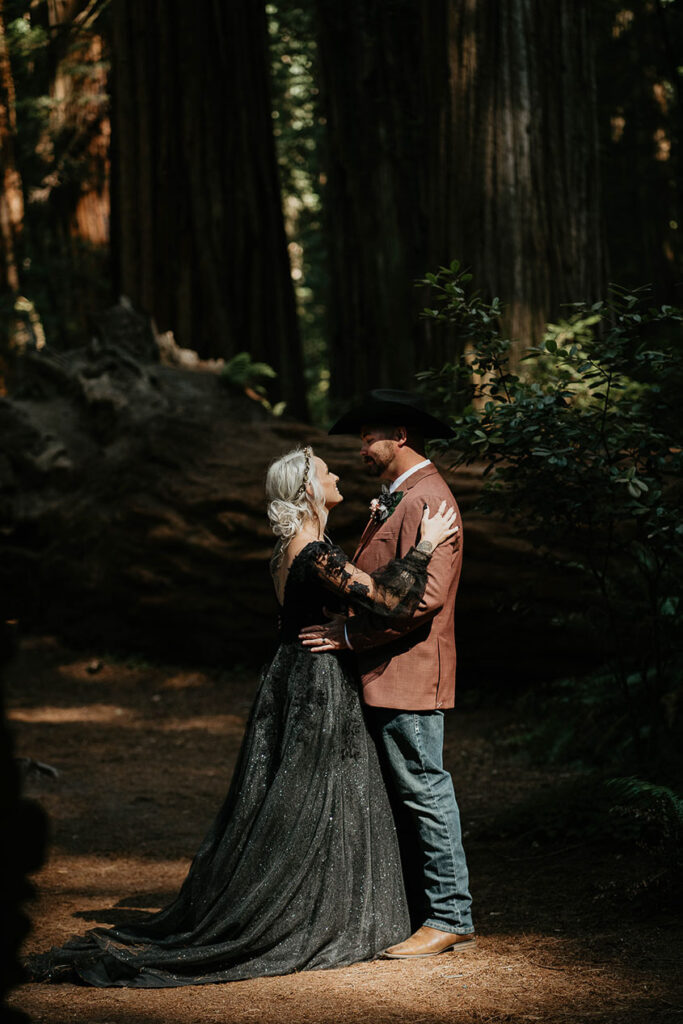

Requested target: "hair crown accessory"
[{"left": 294, "top": 446, "right": 313, "bottom": 500}]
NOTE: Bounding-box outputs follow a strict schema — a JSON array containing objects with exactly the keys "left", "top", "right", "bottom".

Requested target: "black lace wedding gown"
[{"left": 26, "top": 540, "right": 431, "bottom": 987}]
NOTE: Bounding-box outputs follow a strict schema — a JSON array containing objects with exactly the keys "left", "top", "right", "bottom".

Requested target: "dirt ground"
[{"left": 6, "top": 635, "right": 683, "bottom": 1024}]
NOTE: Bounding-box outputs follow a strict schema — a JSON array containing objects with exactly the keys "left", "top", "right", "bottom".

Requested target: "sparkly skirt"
[{"left": 26, "top": 644, "right": 409, "bottom": 987}]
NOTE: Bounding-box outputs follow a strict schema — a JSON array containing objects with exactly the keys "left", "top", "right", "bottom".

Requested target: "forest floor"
[{"left": 6, "top": 635, "right": 683, "bottom": 1024}]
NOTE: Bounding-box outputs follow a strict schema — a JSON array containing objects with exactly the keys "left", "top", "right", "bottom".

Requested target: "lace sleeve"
[{"left": 305, "top": 541, "right": 430, "bottom": 620}]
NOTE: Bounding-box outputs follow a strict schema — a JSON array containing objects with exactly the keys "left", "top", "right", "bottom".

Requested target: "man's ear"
[{"left": 393, "top": 426, "right": 408, "bottom": 447}]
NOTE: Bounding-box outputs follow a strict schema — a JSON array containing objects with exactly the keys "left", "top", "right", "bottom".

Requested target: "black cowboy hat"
[{"left": 328, "top": 389, "right": 454, "bottom": 439}]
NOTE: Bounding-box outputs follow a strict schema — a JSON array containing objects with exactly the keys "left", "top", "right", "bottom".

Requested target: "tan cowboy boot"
[{"left": 381, "top": 925, "right": 476, "bottom": 959}]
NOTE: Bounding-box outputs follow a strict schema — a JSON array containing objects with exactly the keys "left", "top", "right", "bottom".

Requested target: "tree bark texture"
[
  {"left": 597, "top": 0, "right": 683, "bottom": 301},
  {"left": 110, "top": 0, "right": 308, "bottom": 419},
  {"left": 448, "top": 0, "right": 605, "bottom": 354},
  {"left": 316, "top": 0, "right": 606, "bottom": 399},
  {"left": 315, "top": 0, "right": 441, "bottom": 398}
]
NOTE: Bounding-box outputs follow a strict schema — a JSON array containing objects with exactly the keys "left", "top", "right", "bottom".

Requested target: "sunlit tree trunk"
[
  {"left": 110, "top": 0, "right": 308, "bottom": 419},
  {"left": 316, "top": 0, "right": 605, "bottom": 399},
  {"left": 7, "top": 0, "right": 112, "bottom": 350},
  {"left": 0, "top": 0, "right": 23, "bottom": 364},
  {"left": 45, "top": 0, "right": 110, "bottom": 249}
]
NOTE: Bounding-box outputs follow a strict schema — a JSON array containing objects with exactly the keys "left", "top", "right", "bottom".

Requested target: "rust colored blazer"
[{"left": 347, "top": 463, "right": 463, "bottom": 711}]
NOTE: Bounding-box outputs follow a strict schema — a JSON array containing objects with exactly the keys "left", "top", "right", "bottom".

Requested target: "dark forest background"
[
  {"left": 2, "top": 0, "right": 682, "bottom": 418},
  {"left": 1, "top": 7, "right": 683, "bottom": 1008}
]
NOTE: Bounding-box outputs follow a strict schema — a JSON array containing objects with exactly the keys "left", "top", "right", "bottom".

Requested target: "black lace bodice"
[{"left": 278, "top": 539, "right": 430, "bottom": 640}]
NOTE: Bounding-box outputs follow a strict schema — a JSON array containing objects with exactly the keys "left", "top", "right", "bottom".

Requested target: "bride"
[{"left": 26, "top": 445, "right": 457, "bottom": 987}]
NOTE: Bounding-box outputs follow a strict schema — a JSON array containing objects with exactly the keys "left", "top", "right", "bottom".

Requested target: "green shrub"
[{"left": 419, "top": 263, "right": 683, "bottom": 776}]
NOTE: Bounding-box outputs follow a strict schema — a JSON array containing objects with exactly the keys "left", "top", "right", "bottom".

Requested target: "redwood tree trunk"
[
  {"left": 596, "top": 0, "right": 683, "bottom": 300},
  {"left": 448, "top": 0, "right": 605, "bottom": 354},
  {"left": 0, "top": 0, "right": 23, "bottom": 360},
  {"left": 315, "top": 0, "right": 441, "bottom": 398},
  {"left": 110, "top": 0, "right": 308, "bottom": 419},
  {"left": 316, "top": 0, "right": 606, "bottom": 399}
]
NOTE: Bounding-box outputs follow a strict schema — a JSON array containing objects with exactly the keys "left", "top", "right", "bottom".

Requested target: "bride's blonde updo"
[{"left": 266, "top": 446, "right": 324, "bottom": 544}]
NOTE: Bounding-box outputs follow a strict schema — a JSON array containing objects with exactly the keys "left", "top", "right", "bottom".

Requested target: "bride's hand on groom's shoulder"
[
  {"left": 419, "top": 501, "right": 459, "bottom": 551},
  {"left": 299, "top": 609, "right": 348, "bottom": 652}
]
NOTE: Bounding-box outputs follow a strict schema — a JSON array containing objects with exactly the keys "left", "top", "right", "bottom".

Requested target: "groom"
[{"left": 300, "top": 389, "right": 474, "bottom": 958}]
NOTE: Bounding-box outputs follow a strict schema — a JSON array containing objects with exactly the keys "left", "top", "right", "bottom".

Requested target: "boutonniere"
[{"left": 369, "top": 489, "right": 404, "bottom": 524}]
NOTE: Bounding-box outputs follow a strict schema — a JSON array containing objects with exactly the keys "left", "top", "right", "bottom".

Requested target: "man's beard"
[
  {"left": 362, "top": 441, "right": 394, "bottom": 478},
  {"left": 362, "top": 458, "right": 384, "bottom": 478}
]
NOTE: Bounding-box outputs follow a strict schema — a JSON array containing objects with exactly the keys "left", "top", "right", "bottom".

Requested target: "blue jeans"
[{"left": 367, "top": 708, "right": 474, "bottom": 934}]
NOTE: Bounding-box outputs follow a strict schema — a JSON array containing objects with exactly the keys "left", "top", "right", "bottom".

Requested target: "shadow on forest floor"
[{"left": 6, "top": 635, "right": 683, "bottom": 1024}]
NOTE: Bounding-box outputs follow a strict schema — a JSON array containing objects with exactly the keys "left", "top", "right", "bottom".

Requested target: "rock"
[{"left": 90, "top": 297, "right": 160, "bottom": 364}]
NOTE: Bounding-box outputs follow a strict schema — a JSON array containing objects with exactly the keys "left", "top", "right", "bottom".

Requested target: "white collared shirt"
[{"left": 389, "top": 459, "right": 431, "bottom": 493}]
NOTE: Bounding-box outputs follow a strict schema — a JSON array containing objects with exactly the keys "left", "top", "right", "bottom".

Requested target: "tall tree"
[
  {"left": 2, "top": 0, "right": 110, "bottom": 352},
  {"left": 110, "top": 0, "right": 308, "bottom": 419},
  {"left": 315, "top": 0, "right": 606, "bottom": 398},
  {"left": 597, "top": 0, "right": 683, "bottom": 301},
  {"left": 0, "top": 0, "right": 23, "bottom": 363},
  {"left": 315, "top": 0, "right": 431, "bottom": 398},
  {"left": 447, "top": 0, "right": 605, "bottom": 352}
]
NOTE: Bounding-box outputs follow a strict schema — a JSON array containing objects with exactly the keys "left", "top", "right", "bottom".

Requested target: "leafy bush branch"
[{"left": 418, "top": 263, "right": 683, "bottom": 775}]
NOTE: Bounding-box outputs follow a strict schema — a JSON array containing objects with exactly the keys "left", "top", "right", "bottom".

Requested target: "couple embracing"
[{"left": 27, "top": 390, "right": 474, "bottom": 987}]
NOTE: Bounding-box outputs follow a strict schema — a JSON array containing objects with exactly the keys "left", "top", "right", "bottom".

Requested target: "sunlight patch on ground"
[
  {"left": 9, "top": 705, "right": 134, "bottom": 724},
  {"left": 159, "top": 714, "right": 245, "bottom": 734},
  {"left": 56, "top": 660, "right": 148, "bottom": 684},
  {"left": 33, "top": 852, "right": 190, "bottom": 887},
  {"left": 10, "top": 941, "right": 671, "bottom": 1024},
  {"left": 160, "top": 671, "right": 210, "bottom": 690}
]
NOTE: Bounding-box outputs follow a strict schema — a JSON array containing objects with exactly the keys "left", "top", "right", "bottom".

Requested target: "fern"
[
  {"left": 221, "top": 352, "right": 277, "bottom": 391},
  {"left": 606, "top": 776, "right": 683, "bottom": 826},
  {"left": 220, "top": 352, "right": 284, "bottom": 415}
]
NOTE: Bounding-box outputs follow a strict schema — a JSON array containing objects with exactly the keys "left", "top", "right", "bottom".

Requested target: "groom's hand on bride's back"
[{"left": 299, "top": 609, "right": 349, "bottom": 652}]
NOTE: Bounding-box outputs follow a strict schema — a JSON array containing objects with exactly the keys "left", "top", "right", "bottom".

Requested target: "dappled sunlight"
[
  {"left": 56, "top": 659, "right": 152, "bottom": 687},
  {"left": 9, "top": 703, "right": 245, "bottom": 735},
  {"left": 26, "top": 852, "right": 189, "bottom": 946},
  {"left": 160, "top": 671, "right": 209, "bottom": 690},
  {"left": 33, "top": 852, "right": 189, "bottom": 889},
  {"left": 159, "top": 714, "right": 245, "bottom": 734},
  {"left": 10, "top": 936, "right": 677, "bottom": 1024},
  {"left": 7, "top": 637, "right": 680, "bottom": 1023},
  {"left": 9, "top": 705, "right": 134, "bottom": 725}
]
